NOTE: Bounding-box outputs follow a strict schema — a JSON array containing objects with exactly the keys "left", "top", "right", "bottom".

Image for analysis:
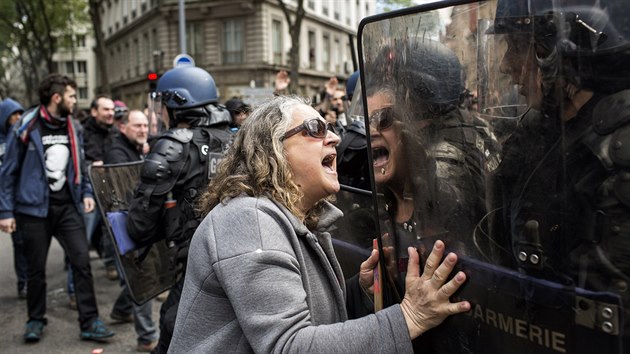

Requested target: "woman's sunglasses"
[
  {"left": 282, "top": 118, "right": 336, "bottom": 140},
  {"left": 369, "top": 107, "right": 395, "bottom": 131}
]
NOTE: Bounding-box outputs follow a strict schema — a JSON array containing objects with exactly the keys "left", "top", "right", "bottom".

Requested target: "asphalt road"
[{"left": 0, "top": 231, "right": 161, "bottom": 353}]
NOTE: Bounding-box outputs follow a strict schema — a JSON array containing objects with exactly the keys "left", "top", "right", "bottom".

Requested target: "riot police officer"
[
  {"left": 126, "top": 65, "right": 233, "bottom": 353},
  {"left": 488, "top": 0, "right": 630, "bottom": 348},
  {"left": 365, "top": 38, "right": 497, "bottom": 265}
]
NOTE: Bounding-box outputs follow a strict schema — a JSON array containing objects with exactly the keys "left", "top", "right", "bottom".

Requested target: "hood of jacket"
[{"left": 0, "top": 98, "right": 24, "bottom": 135}]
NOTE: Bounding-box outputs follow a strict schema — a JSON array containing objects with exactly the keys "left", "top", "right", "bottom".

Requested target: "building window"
[
  {"left": 223, "top": 18, "right": 243, "bottom": 64},
  {"left": 322, "top": 4, "right": 329, "bottom": 16},
  {"left": 347, "top": 42, "right": 353, "bottom": 73},
  {"left": 78, "top": 87, "right": 88, "bottom": 100},
  {"left": 334, "top": 38, "right": 341, "bottom": 73},
  {"left": 125, "top": 42, "right": 130, "bottom": 78},
  {"left": 334, "top": 0, "right": 341, "bottom": 20},
  {"left": 152, "top": 28, "right": 159, "bottom": 70},
  {"left": 323, "top": 34, "right": 330, "bottom": 71},
  {"left": 186, "top": 22, "right": 204, "bottom": 64},
  {"left": 52, "top": 62, "right": 58, "bottom": 73},
  {"left": 76, "top": 35, "right": 86, "bottom": 47},
  {"left": 308, "top": 30, "right": 316, "bottom": 69},
  {"left": 65, "top": 61, "right": 74, "bottom": 74},
  {"left": 143, "top": 32, "right": 150, "bottom": 69},
  {"left": 307, "top": 0, "right": 314, "bottom": 10},
  {"left": 134, "top": 38, "right": 140, "bottom": 75},
  {"left": 77, "top": 61, "right": 87, "bottom": 74},
  {"left": 272, "top": 19, "right": 282, "bottom": 65}
]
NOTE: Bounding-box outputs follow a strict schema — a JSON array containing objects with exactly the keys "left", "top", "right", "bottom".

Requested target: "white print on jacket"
[{"left": 45, "top": 143, "right": 70, "bottom": 191}]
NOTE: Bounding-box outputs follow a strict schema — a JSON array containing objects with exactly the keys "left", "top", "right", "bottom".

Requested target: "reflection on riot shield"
[
  {"left": 330, "top": 187, "right": 375, "bottom": 280},
  {"left": 89, "top": 162, "right": 178, "bottom": 304},
  {"left": 336, "top": 80, "right": 371, "bottom": 191},
  {"left": 359, "top": 0, "right": 629, "bottom": 352},
  {"left": 147, "top": 91, "right": 168, "bottom": 136}
]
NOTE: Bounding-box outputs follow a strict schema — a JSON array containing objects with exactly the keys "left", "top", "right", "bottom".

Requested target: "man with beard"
[
  {"left": 82, "top": 95, "right": 118, "bottom": 281},
  {"left": 0, "top": 74, "right": 114, "bottom": 343},
  {"left": 104, "top": 110, "right": 158, "bottom": 352}
]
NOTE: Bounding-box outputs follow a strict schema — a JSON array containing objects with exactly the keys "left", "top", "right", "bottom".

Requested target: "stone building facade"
[{"left": 97, "top": 0, "right": 375, "bottom": 109}]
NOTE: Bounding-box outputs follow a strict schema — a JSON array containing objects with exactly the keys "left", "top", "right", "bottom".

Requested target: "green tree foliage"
[{"left": 0, "top": 0, "right": 88, "bottom": 103}]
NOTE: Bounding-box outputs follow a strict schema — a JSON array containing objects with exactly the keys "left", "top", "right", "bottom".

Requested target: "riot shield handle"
[{"left": 515, "top": 219, "right": 545, "bottom": 271}]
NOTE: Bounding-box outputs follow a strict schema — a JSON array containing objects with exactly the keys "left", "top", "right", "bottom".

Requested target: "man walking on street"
[{"left": 0, "top": 74, "right": 115, "bottom": 343}]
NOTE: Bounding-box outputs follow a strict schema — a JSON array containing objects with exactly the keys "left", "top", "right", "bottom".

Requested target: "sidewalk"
[{"left": 0, "top": 231, "right": 159, "bottom": 353}]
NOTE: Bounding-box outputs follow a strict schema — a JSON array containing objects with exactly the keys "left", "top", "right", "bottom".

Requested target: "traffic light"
[{"left": 148, "top": 71, "right": 159, "bottom": 91}]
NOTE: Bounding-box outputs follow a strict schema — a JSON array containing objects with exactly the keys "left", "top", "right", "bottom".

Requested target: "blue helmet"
[
  {"left": 157, "top": 66, "right": 232, "bottom": 127},
  {"left": 157, "top": 66, "right": 219, "bottom": 110}
]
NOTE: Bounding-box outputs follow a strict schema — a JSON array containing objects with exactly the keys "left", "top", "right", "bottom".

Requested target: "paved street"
[{"left": 0, "top": 231, "right": 161, "bottom": 353}]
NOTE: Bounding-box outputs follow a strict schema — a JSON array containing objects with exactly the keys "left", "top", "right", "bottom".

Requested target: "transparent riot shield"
[
  {"left": 147, "top": 91, "right": 169, "bottom": 137},
  {"left": 89, "top": 162, "right": 178, "bottom": 304},
  {"left": 359, "top": 0, "right": 629, "bottom": 352},
  {"left": 331, "top": 75, "right": 375, "bottom": 284},
  {"left": 330, "top": 186, "right": 375, "bottom": 278}
]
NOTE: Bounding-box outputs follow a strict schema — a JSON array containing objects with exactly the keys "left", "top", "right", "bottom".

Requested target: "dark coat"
[
  {"left": 105, "top": 133, "right": 143, "bottom": 164},
  {"left": 82, "top": 117, "right": 111, "bottom": 163}
]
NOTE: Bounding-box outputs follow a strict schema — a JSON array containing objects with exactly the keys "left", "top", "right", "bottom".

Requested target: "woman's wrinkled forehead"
[{"left": 287, "top": 103, "right": 319, "bottom": 124}]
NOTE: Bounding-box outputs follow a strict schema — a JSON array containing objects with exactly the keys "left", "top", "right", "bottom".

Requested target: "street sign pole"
[{"left": 179, "top": 0, "right": 186, "bottom": 54}]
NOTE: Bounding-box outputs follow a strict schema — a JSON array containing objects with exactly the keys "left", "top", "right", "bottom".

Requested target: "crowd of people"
[
  {"left": 4, "top": 4, "right": 630, "bottom": 351},
  {"left": 0, "top": 58, "right": 471, "bottom": 353}
]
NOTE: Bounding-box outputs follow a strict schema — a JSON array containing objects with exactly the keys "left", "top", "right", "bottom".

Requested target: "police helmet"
[
  {"left": 157, "top": 66, "right": 231, "bottom": 127},
  {"left": 492, "top": 0, "right": 630, "bottom": 55},
  {"left": 492, "top": 0, "right": 630, "bottom": 93},
  {"left": 366, "top": 38, "right": 463, "bottom": 117},
  {"left": 157, "top": 66, "right": 219, "bottom": 110}
]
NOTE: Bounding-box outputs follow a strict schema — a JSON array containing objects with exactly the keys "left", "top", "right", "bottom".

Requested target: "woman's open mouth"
[
  {"left": 322, "top": 153, "right": 336, "bottom": 172},
  {"left": 372, "top": 147, "right": 389, "bottom": 167}
]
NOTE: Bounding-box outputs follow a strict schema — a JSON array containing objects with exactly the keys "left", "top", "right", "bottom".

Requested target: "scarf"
[{"left": 15, "top": 105, "right": 81, "bottom": 185}]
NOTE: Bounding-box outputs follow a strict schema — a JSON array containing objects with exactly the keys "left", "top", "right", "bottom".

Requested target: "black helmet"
[
  {"left": 224, "top": 98, "right": 251, "bottom": 117},
  {"left": 492, "top": 0, "right": 630, "bottom": 93},
  {"left": 366, "top": 38, "right": 463, "bottom": 117},
  {"left": 157, "top": 66, "right": 230, "bottom": 127},
  {"left": 492, "top": 0, "right": 630, "bottom": 55}
]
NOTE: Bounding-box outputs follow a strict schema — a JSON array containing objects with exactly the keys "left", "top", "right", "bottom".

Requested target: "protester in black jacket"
[
  {"left": 104, "top": 109, "right": 158, "bottom": 352},
  {"left": 82, "top": 95, "right": 118, "bottom": 281}
]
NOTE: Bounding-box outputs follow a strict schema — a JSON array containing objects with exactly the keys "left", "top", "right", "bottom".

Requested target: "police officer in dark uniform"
[
  {"left": 365, "top": 38, "right": 497, "bottom": 267},
  {"left": 126, "top": 65, "right": 233, "bottom": 353},
  {"left": 361, "top": 36, "right": 499, "bottom": 354},
  {"left": 488, "top": 0, "right": 630, "bottom": 348}
]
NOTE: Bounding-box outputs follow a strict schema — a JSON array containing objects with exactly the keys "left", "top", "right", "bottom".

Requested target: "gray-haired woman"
[{"left": 168, "top": 95, "right": 470, "bottom": 353}]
